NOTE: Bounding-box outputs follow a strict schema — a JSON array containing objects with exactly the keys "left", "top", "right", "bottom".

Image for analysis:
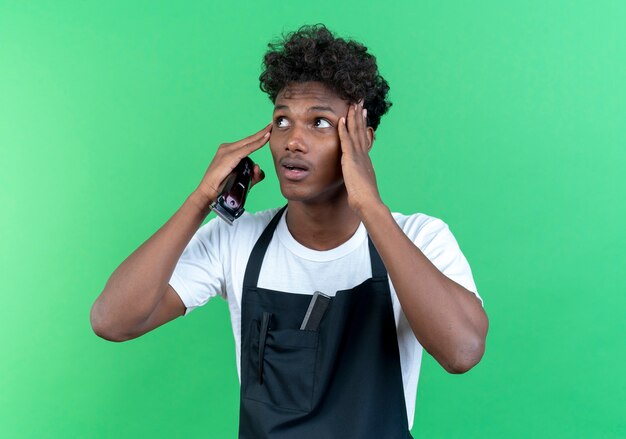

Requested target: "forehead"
[{"left": 275, "top": 82, "right": 348, "bottom": 109}]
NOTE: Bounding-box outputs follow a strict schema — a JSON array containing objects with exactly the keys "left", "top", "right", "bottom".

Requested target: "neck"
[{"left": 285, "top": 196, "right": 361, "bottom": 251}]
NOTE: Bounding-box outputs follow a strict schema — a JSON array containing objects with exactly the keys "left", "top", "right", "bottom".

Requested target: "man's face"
[{"left": 270, "top": 81, "right": 350, "bottom": 204}]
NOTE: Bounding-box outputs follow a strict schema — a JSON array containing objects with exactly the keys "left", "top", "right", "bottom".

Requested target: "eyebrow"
[{"left": 274, "top": 104, "right": 338, "bottom": 115}]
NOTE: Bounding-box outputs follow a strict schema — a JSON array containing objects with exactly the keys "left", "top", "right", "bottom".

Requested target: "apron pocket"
[{"left": 244, "top": 320, "right": 319, "bottom": 413}]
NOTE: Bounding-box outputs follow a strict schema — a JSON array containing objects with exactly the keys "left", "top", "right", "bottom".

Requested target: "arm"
[
  {"left": 360, "top": 206, "right": 487, "bottom": 373},
  {"left": 338, "top": 103, "right": 488, "bottom": 373},
  {"left": 90, "top": 123, "right": 272, "bottom": 342}
]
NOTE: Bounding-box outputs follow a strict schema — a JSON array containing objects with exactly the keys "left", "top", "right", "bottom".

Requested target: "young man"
[{"left": 91, "top": 25, "right": 488, "bottom": 438}]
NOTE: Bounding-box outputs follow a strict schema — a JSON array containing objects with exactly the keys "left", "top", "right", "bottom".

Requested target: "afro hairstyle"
[{"left": 259, "top": 24, "right": 391, "bottom": 130}]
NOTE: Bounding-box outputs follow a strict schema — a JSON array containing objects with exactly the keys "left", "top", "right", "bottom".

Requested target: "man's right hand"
[
  {"left": 91, "top": 122, "right": 273, "bottom": 342},
  {"left": 193, "top": 122, "right": 272, "bottom": 209}
]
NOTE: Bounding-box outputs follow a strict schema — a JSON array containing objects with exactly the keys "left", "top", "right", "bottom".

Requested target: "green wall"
[{"left": 1, "top": 1, "right": 624, "bottom": 437}]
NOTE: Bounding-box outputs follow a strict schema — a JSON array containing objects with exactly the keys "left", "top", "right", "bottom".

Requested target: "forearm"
[
  {"left": 91, "top": 191, "right": 212, "bottom": 335},
  {"left": 360, "top": 203, "right": 488, "bottom": 373}
]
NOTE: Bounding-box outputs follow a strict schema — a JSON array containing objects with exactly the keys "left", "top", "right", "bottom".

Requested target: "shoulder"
[
  {"left": 194, "top": 207, "right": 283, "bottom": 247},
  {"left": 392, "top": 211, "right": 480, "bottom": 297},
  {"left": 391, "top": 211, "right": 452, "bottom": 244}
]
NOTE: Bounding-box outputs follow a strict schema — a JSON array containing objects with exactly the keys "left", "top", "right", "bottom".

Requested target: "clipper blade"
[{"left": 211, "top": 202, "right": 236, "bottom": 226}]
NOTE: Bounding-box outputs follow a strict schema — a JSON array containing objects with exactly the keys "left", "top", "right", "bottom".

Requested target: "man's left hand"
[{"left": 338, "top": 101, "right": 383, "bottom": 216}]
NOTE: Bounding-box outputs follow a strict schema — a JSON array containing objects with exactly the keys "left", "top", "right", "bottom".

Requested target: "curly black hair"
[{"left": 259, "top": 24, "right": 391, "bottom": 131}]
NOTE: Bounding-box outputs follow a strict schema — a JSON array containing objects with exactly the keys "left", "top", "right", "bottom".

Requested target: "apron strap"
[
  {"left": 243, "top": 205, "right": 287, "bottom": 288},
  {"left": 367, "top": 237, "right": 388, "bottom": 279}
]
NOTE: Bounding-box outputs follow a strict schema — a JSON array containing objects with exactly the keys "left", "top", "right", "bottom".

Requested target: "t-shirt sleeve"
[
  {"left": 404, "top": 215, "right": 483, "bottom": 305},
  {"left": 169, "top": 219, "right": 227, "bottom": 316}
]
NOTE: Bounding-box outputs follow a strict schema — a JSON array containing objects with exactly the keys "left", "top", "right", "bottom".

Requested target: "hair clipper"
[{"left": 210, "top": 157, "right": 254, "bottom": 225}]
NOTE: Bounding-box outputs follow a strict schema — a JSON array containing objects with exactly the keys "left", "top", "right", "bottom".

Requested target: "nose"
[{"left": 285, "top": 124, "right": 308, "bottom": 153}]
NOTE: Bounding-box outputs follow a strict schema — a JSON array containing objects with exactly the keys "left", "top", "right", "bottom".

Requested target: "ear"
[{"left": 366, "top": 127, "right": 375, "bottom": 151}]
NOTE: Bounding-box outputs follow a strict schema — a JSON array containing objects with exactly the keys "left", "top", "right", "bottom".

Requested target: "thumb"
[{"left": 250, "top": 164, "right": 265, "bottom": 190}]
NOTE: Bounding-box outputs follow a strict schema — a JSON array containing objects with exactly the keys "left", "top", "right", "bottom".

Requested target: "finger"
[
  {"left": 250, "top": 164, "right": 265, "bottom": 189},
  {"left": 342, "top": 104, "right": 352, "bottom": 141},
  {"left": 338, "top": 116, "right": 354, "bottom": 154},
  {"left": 214, "top": 131, "right": 269, "bottom": 188},
  {"left": 354, "top": 102, "right": 367, "bottom": 149},
  {"left": 348, "top": 103, "right": 361, "bottom": 146},
  {"left": 355, "top": 102, "right": 363, "bottom": 134},
  {"left": 232, "top": 122, "right": 273, "bottom": 147},
  {"left": 360, "top": 107, "right": 370, "bottom": 150},
  {"left": 237, "top": 129, "right": 271, "bottom": 155},
  {"left": 345, "top": 104, "right": 354, "bottom": 137}
]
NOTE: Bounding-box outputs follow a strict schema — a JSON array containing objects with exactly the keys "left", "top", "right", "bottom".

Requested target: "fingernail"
[
  {"left": 363, "top": 109, "right": 367, "bottom": 118},
  {"left": 264, "top": 132, "right": 270, "bottom": 138}
]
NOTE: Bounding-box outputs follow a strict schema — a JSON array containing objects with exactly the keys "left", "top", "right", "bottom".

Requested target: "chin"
[
  {"left": 278, "top": 182, "right": 346, "bottom": 205},
  {"left": 278, "top": 185, "right": 309, "bottom": 202}
]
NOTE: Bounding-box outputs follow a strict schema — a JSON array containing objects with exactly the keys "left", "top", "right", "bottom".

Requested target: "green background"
[{"left": 1, "top": 1, "right": 624, "bottom": 437}]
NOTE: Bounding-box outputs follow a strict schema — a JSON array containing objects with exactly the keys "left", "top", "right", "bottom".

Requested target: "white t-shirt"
[{"left": 169, "top": 207, "right": 481, "bottom": 430}]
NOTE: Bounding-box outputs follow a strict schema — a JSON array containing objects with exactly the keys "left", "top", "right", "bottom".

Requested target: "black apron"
[{"left": 239, "top": 207, "right": 413, "bottom": 438}]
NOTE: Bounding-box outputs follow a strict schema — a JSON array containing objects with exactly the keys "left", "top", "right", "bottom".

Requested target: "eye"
[
  {"left": 275, "top": 116, "right": 290, "bottom": 128},
  {"left": 314, "top": 118, "right": 332, "bottom": 128}
]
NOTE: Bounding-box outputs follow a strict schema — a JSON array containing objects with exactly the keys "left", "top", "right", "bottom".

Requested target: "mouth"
[{"left": 279, "top": 157, "right": 311, "bottom": 181}]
